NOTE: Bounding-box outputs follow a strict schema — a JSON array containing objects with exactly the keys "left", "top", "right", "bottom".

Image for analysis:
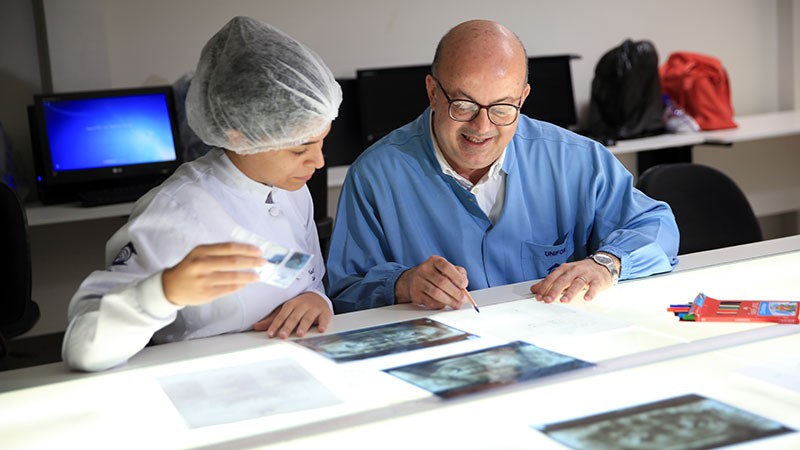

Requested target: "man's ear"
[
  {"left": 425, "top": 74, "right": 438, "bottom": 110},
  {"left": 520, "top": 83, "right": 531, "bottom": 106}
]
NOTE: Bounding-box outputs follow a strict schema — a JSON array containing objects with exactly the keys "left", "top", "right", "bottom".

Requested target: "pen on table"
[{"left": 463, "top": 288, "right": 480, "bottom": 313}]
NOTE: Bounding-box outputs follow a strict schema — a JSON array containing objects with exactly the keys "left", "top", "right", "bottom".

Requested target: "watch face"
[
  {"left": 593, "top": 254, "right": 612, "bottom": 265},
  {"left": 591, "top": 254, "right": 618, "bottom": 284}
]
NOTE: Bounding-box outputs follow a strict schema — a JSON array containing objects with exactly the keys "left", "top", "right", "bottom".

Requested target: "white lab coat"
[{"left": 62, "top": 150, "right": 329, "bottom": 372}]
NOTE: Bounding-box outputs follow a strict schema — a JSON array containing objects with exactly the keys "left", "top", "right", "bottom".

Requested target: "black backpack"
[{"left": 586, "top": 39, "right": 665, "bottom": 143}]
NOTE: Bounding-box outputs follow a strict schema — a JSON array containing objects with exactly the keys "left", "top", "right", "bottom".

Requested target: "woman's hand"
[
  {"left": 162, "top": 242, "right": 264, "bottom": 306},
  {"left": 253, "top": 292, "right": 333, "bottom": 339}
]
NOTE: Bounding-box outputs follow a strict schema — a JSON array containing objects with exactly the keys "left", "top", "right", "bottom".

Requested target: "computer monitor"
[
  {"left": 524, "top": 54, "right": 579, "bottom": 129},
  {"left": 324, "top": 78, "right": 365, "bottom": 167},
  {"left": 29, "top": 86, "right": 182, "bottom": 204},
  {"left": 356, "top": 64, "right": 431, "bottom": 146}
]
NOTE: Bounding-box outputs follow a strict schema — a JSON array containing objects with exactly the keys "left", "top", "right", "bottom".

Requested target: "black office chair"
[
  {"left": 0, "top": 181, "right": 41, "bottom": 362},
  {"left": 636, "top": 163, "right": 762, "bottom": 255}
]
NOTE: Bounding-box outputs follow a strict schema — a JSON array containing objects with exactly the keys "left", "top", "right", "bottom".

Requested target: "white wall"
[
  {"left": 41, "top": 0, "right": 797, "bottom": 203},
  {"left": 46, "top": 0, "right": 784, "bottom": 117}
]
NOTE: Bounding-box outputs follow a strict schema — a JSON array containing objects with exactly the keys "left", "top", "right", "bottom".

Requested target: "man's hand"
[
  {"left": 162, "top": 242, "right": 264, "bottom": 306},
  {"left": 530, "top": 254, "right": 620, "bottom": 303},
  {"left": 395, "top": 255, "right": 469, "bottom": 310},
  {"left": 253, "top": 292, "right": 332, "bottom": 339}
]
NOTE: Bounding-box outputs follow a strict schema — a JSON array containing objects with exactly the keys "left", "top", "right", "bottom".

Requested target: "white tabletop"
[
  {"left": 702, "top": 110, "right": 800, "bottom": 144},
  {"left": 1, "top": 236, "right": 799, "bottom": 449},
  {"left": 604, "top": 110, "right": 800, "bottom": 154},
  {"left": 25, "top": 200, "right": 135, "bottom": 227},
  {"left": 606, "top": 132, "right": 705, "bottom": 155},
  {"left": 255, "top": 332, "right": 800, "bottom": 450}
]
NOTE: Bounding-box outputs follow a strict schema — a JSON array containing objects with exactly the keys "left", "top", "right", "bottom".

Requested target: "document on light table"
[
  {"left": 159, "top": 358, "right": 341, "bottom": 428},
  {"left": 432, "top": 298, "right": 628, "bottom": 342},
  {"left": 736, "top": 355, "right": 800, "bottom": 394}
]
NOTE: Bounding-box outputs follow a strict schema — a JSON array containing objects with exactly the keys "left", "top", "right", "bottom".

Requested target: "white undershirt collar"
[{"left": 429, "top": 111, "right": 507, "bottom": 223}]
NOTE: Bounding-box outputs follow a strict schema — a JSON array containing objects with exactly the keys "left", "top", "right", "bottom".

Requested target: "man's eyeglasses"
[{"left": 432, "top": 76, "right": 522, "bottom": 126}]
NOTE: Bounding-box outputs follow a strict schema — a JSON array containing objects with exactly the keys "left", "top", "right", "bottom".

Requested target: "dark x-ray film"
[
  {"left": 535, "top": 394, "right": 794, "bottom": 450},
  {"left": 294, "top": 318, "right": 477, "bottom": 362},
  {"left": 385, "top": 340, "right": 593, "bottom": 399}
]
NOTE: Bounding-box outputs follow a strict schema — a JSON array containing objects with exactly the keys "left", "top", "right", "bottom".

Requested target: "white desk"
[
  {"left": 25, "top": 201, "right": 135, "bottom": 227},
  {"left": 606, "top": 132, "right": 704, "bottom": 155},
  {"left": 265, "top": 333, "right": 800, "bottom": 450},
  {"left": 702, "top": 110, "right": 800, "bottom": 144},
  {"left": 605, "top": 110, "right": 800, "bottom": 154},
  {"left": 1, "top": 236, "right": 799, "bottom": 449}
]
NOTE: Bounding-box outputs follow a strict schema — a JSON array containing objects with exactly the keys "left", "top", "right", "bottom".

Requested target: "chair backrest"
[
  {"left": 636, "top": 163, "right": 762, "bottom": 255},
  {"left": 0, "top": 181, "right": 39, "bottom": 340}
]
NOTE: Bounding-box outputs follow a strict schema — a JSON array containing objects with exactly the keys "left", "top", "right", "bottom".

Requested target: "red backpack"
[{"left": 659, "top": 52, "right": 737, "bottom": 130}]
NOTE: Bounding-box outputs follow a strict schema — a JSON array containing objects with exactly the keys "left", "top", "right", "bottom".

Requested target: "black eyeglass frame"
[{"left": 431, "top": 75, "right": 523, "bottom": 126}]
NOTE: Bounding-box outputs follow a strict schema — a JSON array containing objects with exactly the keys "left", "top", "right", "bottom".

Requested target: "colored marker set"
[{"left": 668, "top": 292, "right": 800, "bottom": 324}]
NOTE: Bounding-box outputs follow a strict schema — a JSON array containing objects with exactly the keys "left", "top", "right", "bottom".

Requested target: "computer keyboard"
[{"left": 77, "top": 183, "right": 156, "bottom": 207}]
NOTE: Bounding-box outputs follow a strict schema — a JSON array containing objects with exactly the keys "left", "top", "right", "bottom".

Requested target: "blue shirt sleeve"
[
  {"left": 582, "top": 141, "right": 680, "bottom": 279},
  {"left": 327, "top": 163, "right": 408, "bottom": 313}
]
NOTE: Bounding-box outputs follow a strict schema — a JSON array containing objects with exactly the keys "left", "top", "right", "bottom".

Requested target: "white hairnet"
[{"left": 186, "top": 16, "right": 341, "bottom": 154}]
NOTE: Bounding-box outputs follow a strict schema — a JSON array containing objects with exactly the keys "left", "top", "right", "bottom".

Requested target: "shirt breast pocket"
[{"left": 520, "top": 236, "right": 575, "bottom": 280}]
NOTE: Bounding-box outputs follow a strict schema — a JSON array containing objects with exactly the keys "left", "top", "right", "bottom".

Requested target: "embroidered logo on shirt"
[
  {"left": 112, "top": 242, "right": 137, "bottom": 266},
  {"left": 545, "top": 248, "right": 566, "bottom": 257}
]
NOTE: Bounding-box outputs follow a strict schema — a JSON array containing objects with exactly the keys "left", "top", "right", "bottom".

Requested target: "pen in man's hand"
[{"left": 463, "top": 288, "right": 480, "bottom": 313}]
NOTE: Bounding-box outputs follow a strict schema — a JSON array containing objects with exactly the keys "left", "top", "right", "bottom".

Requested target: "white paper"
[
  {"left": 432, "top": 298, "right": 628, "bottom": 342},
  {"left": 159, "top": 358, "right": 341, "bottom": 428},
  {"left": 736, "top": 356, "right": 800, "bottom": 394}
]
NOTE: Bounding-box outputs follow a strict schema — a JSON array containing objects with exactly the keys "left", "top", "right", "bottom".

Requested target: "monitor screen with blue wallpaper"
[
  {"left": 43, "top": 92, "right": 177, "bottom": 171},
  {"left": 31, "top": 86, "right": 182, "bottom": 204}
]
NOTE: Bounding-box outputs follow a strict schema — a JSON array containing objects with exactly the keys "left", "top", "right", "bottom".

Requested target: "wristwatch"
[{"left": 589, "top": 253, "right": 619, "bottom": 285}]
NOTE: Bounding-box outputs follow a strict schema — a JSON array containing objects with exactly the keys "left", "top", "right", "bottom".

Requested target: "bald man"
[{"left": 328, "top": 20, "right": 679, "bottom": 313}]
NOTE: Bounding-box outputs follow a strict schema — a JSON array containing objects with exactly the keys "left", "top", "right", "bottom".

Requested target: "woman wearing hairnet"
[{"left": 62, "top": 16, "right": 342, "bottom": 372}]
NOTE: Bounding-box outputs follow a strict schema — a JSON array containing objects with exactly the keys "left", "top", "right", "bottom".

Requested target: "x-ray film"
[
  {"left": 534, "top": 394, "right": 794, "bottom": 450},
  {"left": 231, "top": 226, "right": 313, "bottom": 288},
  {"left": 385, "top": 341, "right": 593, "bottom": 398},
  {"left": 295, "top": 318, "right": 477, "bottom": 362}
]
